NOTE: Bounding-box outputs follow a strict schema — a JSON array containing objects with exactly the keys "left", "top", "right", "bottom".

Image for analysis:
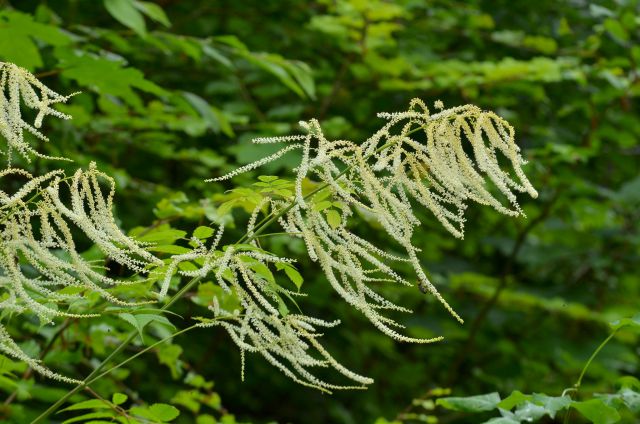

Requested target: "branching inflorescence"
[
  {"left": 205, "top": 98, "right": 537, "bottom": 388},
  {"left": 0, "top": 63, "right": 161, "bottom": 383},
  {"left": 0, "top": 62, "right": 537, "bottom": 392}
]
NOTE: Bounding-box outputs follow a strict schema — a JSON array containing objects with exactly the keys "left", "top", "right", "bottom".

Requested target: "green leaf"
[
  {"left": 572, "top": 399, "right": 621, "bottom": 424},
  {"left": 182, "top": 91, "right": 222, "bottom": 134},
  {"left": 276, "top": 262, "right": 304, "bottom": 291},
  {"left": 57, "top": 50, "right": 167, "bottom": 108},
  {"left": 148, "top": 245, "right": 192, "bottom": 255},
  {"left": 193, "top": 226, "right": 215, "bottom": 240},
  {"left": 118, "top": 313, "right": 176, "bottom": 342},
  {"left": 250, "top": 262, "right": 275, "bottom": 285},
  {"left": 325, "top": 209, "right": 342, "bottom": 229},
  {"left": 136, "top": 229, "right": 187, "bottom": 244},
  {"left": 531, "top": 394, "right": 572, "bottom": 418},
  {"left": 312, "top": 201, "right": 333, "bottom": 212},
  {"left": 603, "top": 18, "right": 628, "bottom": 42},
  {"left": 133, "top": 1, "right": 171, "bottom": 27},
  {"left": 149, "top": 403, "right": 180, "bottom": 421},
  {"left": 514, "top": 402, "right": 547, "bottom": 421},
  {"left": 437, "top": 393, "right": 501, "bottom": 413},
  {"left": 482, "top": 418, "right": 519, "bottom": 424},
  {"left": 0, "top": 11, "right": 72, "bottom": 70},
  {"left": 498, "top": 390, "right": 531, "bottom": 410},
  {"left": 112, "top": 393, "right": 128, "bottom": 405},
  {"left": 157, "top": 344, "right": 184, "bottom": 379},
  {"left": 60, "top": 399, "right": 112, "bottom": 412},
  {"left": 610, "top": 314, "right": 640, "bottom": 331},
  {"left": 104, "top": 0, "right": 147, "bottom": 37},
  {"left": 131, "top": 403, "right": 180, "bottom": 422},
  {"left": 61, "top": 411, "right": 116, "bottom": 424}
]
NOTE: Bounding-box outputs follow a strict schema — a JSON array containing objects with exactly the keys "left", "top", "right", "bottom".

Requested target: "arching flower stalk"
[
  {"left": 0, "top": 61, "right": 540, "bottom": 391},
  {"left": 209, "top": 98, "right": 538, "bottom": 351}
]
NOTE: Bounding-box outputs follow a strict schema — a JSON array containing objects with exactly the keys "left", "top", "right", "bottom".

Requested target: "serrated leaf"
[{"left": 531, "top": 394, "right": 572, "bottom": 418}]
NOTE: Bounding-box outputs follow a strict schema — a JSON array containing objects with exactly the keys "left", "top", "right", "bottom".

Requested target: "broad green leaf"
[
  {"left": 250, "top": 262, "right": 275, "bottom": 285},
  {"left": 104, "top": 0, "right": 147, "bottom": 37},
  {"left": 437, "top": 393, "right": 501, "bottom": 412},
  {"left": 531, "top": 394, "right": 572, "bottom": 418},
  {"left": 514, "top": 402, "right": 547, "bottom": 421},
  {"left": 0, "top": 11, "right": 71, "bottom": 69},
  {"left": 178, "top": 261, "right": 199, "bottom": 272},
  {"left": 57, "top": 50, "right": 167, "bottom": 108},
  {"left": 325, "top": 209, "right": 342, "bottom": 229},
  {"left": 572, "top": 399, "right": 621, "bottom": 424},
  {"left": 193, "top": 226, "right": 215, "bottom": 240},
  {"left": 149, "top": 403, "right": 180, "bottom": 421},
  {"left": 112, "top": 393, "right": 128, "bottom": 405},
  {"left": 313, "top": 201, "right": 333, "bottom": 212}
]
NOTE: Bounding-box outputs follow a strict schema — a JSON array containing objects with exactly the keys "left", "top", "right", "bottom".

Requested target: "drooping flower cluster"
[
  {"left": 208, "top": 98, "right": 537, "bottom": 375},
  {"left": 0, "top": 65, "right": 161, "bottom": 382},
  {"left": 0, "top": 62, "right": 77, "bottom": 163},
  {"left": 0, "top": 61, "right": 539, "bottom": 390}
]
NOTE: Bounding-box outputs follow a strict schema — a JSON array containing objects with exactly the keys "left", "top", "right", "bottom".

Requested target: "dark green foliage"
[{"left": 0, "top": 0, "right": 638, "bottom": 423}]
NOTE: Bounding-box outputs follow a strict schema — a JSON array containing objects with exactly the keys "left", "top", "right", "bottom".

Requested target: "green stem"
[
  {"left": 31, "top": 332, "right": 138, "bottom": 424},
  {"left": 30, "top": 277, "right": 203, "bottom": 424},
  {"left": 574, "top": 329, "right": 617, "bottom": 390},
  {"left": 562, "top": 329, "right": 618, "bottom": 424},
  {"left": 85, "top": 324, "right": 199, "bottom": 387}
]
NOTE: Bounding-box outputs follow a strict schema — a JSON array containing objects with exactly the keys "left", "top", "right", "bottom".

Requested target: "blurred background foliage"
[{"left": 0, "top": 0, "right": 638, "bottom": 423}]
